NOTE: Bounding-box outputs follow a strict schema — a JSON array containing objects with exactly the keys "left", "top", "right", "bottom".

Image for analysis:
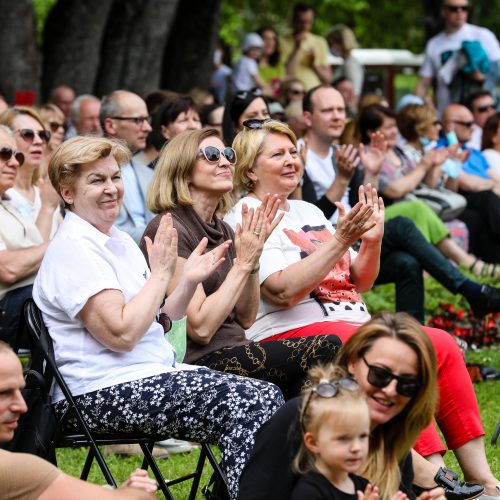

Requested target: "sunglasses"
[
  {"left": 301, "top": 377, "right": 359, "bottom": 431},
  {"left": 362, "top": 356, "right": 421, "bottom": 397},
  {"left": 47, "top": 120, "right": 67, "bottom": 133},
  {"left": 450, "top": 120, "right": 473, "bottom": 128},
  {"left": 235, "top": 88, "right": 263, "bottom": 100},
  {"left": 0, "top": 147, "right": 24, "bottom": 165},
  {"left": 432, "top": 120, "right": 442, "bottom": 126},
  {"left": 199, "top": 146, "right": 237, "bottom": 165},
  {"left": 15, "top": 128, "right": 51, "bottom": 144},
  {"left": 475, "top": 104, "right": 496, "bottom": 113},
  {"left": 445, "top": 4, "right": 470, "bottom": 12},
  {"left": 242, "top": 118, "right": 272, "bottom": 130},
  {"left": 289, "top": 89, "right": 305, "bottom": 96},
  {"left": 110, "top": 115, "right": 152, "bottom": 126}
]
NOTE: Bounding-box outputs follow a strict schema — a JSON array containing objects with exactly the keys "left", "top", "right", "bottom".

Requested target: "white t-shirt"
[
  {"left": 33, "top": 211, "right": 194, "bottom": 403},
  {"left": 231, "top": 55, "right": 259, "bottom": 92},
  {"left": 300, "top": 140, "right": 351, "bottom": 224},
  {"left": 482, "top": 148, "right": 500, "bottom": 178},
  {"left": 466, "top": 123, "right": 483, "bottom": 151},
  {"left": 419, "top": 23, "right": 500, "bottom": 114},
  {"left": 224, "top": 197, "right": 370, "bottom": 342},
  {"left": 6, "top": 186, "right": 61, "bottom": 239}
]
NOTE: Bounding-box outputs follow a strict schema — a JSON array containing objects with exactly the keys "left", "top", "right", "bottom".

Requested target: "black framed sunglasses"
[
  {"left": 242, "top": 118, "right": 272, "bottom": 130},
  {"left": 445, "top": 4, "right": 470, "bottom": 13},
  {"left": 0, "top": 147, "right": 24, "bottom": 165},
  {"left": 110, "top": 115, "right": 152, "bottom": 126},
  {"left": 235, "top": 88, "right": 263, "bottom": 100},
  {"left": 450, "top": 120, "right": 474, "bottom": 128},
  {"left": 47, "top": 120, "right": 67, "bottom": 133},
  {"left": 362, "top": 356, "right": 421, "bottom": 397},
  {"left": 199, "top": 145, "right": 237, "bottom": 165},
  {"left": 301, "top": 377, "right": 360, "bottom": 431},
  {"left": 16, "top": 128, "right": 51, "bottom": 144},
  {"left": 475, "top": 103, "right": 496, "bottom": 113}
]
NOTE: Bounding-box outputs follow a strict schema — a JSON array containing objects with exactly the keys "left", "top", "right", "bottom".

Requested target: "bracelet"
[{"left": 250, "top": 264, "right": 260, "bottom": 275}]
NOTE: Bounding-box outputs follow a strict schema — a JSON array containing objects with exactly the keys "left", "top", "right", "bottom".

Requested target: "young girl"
[{"left": 292, "top": 365, "right": 408, "bottom": 500}]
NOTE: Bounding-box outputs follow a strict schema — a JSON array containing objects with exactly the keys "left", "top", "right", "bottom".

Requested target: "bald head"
[
  {"left": 49, "top": 85, "right": 75, "bottom": 119},
  {"left": 442, "top": 104, "right": 474, "bottom": 143}
]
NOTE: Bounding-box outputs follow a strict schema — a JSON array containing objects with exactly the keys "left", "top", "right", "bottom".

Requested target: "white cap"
[{"left": 243, "top": 33, "right": 264, "bottom": 52}]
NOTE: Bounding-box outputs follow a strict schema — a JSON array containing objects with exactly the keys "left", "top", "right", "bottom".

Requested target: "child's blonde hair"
[{"left": 293, "top": 365, "right": 370, "bottom": 474}]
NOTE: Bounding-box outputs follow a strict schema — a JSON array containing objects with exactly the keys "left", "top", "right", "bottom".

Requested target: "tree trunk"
[
  {"left": 422, "top": 0, "right": 442, "bottom": 42},
  {"left": 41, "top": 0, "right": 115, "bottom": 100},
  {"left": 0, "top": 0, "right": 38, "bottom": 104},
  {"left": 161, "top": 0, "right": 222, "bottom": 92},
  {"left": 95, "top": 0, "right": 180, "bottom": 97}
]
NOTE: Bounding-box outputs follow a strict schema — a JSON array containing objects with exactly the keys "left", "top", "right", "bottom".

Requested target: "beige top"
[
  {"left": 0, "top": 196, "right": 44, "bottom": 300},
  {"left": 0, "top": 448, "right": 61, "bottom": 499}
]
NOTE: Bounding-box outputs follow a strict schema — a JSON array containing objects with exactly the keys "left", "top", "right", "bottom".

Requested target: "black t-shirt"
[{"left": 291, "top": 471, "right": 369, "bottom": 500}]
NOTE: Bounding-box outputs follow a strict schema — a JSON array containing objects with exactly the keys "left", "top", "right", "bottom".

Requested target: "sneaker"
[
  {"left": 155, "top": 439, "right": 199, "bottom": 454},
  {"left": 103, "top": 443, "right": 169, "bottom": 458}
]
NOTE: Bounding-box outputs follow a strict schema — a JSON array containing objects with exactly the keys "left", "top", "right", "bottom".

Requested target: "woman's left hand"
[
  {"left": 360, "top": 131, "right": 387, "bottom": 176},
  {"left": 182, "top": 237, "right": 231, "bottom": 285},
  {"left": 258, "top": 193, "right": 285, "bottom": 241},
  {"left": 234, "top": 204, "right": 266, "bottom": 272},
  {"left": 120, "top": 468, "right": 157, "bottom": 493},
  {"left": 359, "top": 184, "right": 384, "bottom": 244}
]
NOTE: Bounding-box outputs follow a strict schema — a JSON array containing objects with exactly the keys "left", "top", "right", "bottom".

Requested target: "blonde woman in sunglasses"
[
  {"left": 0, "top": 107, "right": 61, "bottom": 239},
  {"left": 143, "top": 128, "right": 342, "bottom": 400}
]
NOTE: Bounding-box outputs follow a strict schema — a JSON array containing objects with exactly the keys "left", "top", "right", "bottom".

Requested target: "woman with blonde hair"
[
  {"left": 0, "top": 106, "right": 61, "bottom": 238},
  {"left": 143, "top": 128, "right": 342, "bottom": 399}
]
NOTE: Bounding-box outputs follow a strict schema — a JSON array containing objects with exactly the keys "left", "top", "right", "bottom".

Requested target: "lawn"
[{"left": 56, "top": 346, "right": 500, "bottom": 499}]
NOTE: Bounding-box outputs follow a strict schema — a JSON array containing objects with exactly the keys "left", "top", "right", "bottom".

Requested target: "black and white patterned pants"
[{"left": 54, "top": 367, "right": 283, "bottom": 498}]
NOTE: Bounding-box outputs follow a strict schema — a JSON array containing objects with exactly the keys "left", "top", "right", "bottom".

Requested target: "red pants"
[{"left": 265, "top": 322, "right": 484, "bottom": 456}]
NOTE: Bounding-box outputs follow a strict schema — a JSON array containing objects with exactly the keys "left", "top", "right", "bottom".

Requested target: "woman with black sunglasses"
[
  {"left": 0, "top": 107, "right": 61, "bottom": 239},
  {"left": 142, "top": 128, "right": 342, "bottom": 400}
]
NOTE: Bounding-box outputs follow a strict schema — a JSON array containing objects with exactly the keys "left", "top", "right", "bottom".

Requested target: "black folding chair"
[{"left": 20, "top": 299, "right": 228, "bottom": 499}]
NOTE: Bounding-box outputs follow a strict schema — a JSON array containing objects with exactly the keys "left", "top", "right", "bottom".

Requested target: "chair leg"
[
  {"left": 201, "top": 444, "right": 229, "bottom": 498},
  {"left": 81, "top": 448, "right": 94, "bottom": 480},
  {"left": 139, "top": 443, "right": 174, "bottom": 500},
  {"left": 85, "top": 445, "right": 117, "bottom": 487},
  {"left": 188, "top": 445, "right": 207, "bottom": 500},
  {"left": 492, "top": 419, "right": 500, "bottom": 446}
]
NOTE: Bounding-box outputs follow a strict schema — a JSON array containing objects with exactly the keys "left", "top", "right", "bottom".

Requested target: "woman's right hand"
[
  {"left": 334, "top": 198, "right": 375, "bottom": 247},
  {"left": 234, "top": 204, "right": 266, "bottom": 272},
  {"left": 357, "top": 483, "right": 380, "bottom": 500},
  {"left": 143, "top": 214, "right": 178, "bottom": 283},
  {"left": 38, "top": 176, "right": 61, "bottom": 209}
]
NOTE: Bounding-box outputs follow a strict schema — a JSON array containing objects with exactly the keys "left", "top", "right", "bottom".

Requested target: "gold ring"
[{"left": 253, "top": 231, "right": 261, "bottom": 236}]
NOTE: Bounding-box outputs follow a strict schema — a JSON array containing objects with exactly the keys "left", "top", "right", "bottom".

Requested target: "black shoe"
[
  {"left": 470, "top": 285, "right": 500, "bottom": 318},
  {"left": 434, "top": 467, "right": 485, "bottom": 500}
]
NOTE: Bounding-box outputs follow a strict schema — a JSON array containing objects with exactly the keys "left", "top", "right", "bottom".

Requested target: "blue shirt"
[
  {"left": 436, "top": 138, "right": 490, "bottom": 179},
  {"left": 121, "top": 161, "right": 147, "bottom": 226}
]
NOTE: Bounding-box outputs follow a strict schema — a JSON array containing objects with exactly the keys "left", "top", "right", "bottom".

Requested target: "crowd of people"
[{"left": 0, "top": 0, "right": 499, "bottom": 499}]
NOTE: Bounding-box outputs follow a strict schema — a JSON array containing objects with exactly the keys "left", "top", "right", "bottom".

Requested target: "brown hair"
[{"left": 481, "top": 112, "right": 500, "bottom": 150}]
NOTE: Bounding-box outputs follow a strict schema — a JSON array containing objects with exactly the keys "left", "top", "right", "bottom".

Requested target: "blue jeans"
[{"left": 0, "top": 284, "right": 32, "bottom": 348}]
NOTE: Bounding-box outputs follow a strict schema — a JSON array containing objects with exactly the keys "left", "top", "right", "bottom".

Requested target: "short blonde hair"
[
  {"left": 147, "top": 128, "right": 233, "bottom": 214},
  {"left": 48, "top": 136, "right": 130, "bottom": 203},
  {"left": 293, "top": 365, "right": 369, "bottom": 474},
  {"left": 232, "top": 120, "right": 297, "bottom": 194},
  {"left": 327, "top": 25, "right": 359, "bottom": 53},
  {"left": 397, "top": 104, "right": 436, "bottom": 142}
]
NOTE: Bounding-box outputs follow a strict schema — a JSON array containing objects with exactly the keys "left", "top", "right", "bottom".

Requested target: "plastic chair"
[{"left": 19, "top": 299, "right": 228, "bottom": 499}]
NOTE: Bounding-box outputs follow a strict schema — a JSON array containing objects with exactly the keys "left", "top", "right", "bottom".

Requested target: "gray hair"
[
  {"left": 99, "top": 90, "right": 129, "bottom": 131},
  {"left": 71, "top": 94, "right": 100, "bottom": 123}
]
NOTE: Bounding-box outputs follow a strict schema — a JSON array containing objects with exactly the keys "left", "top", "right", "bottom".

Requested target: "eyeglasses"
[
  {"left": 445, "top": 4, "right": 470, "bottom": 13},
  {"left": 47, "top": 120, "right": 67, "bottom": 133},
  {"left": 0, "top": 147, "right": 24, "bottom": 165},
  {"left": 15, "top": 129, "right": 51, "bottom": 144},
  {"left": 242, "top": 118, "right": 272, "bottom": 130},
  {"left": 235, "top": 88, "right": 263, "bottom": 100},
  {"left": 199, "top": 146, "right": 237, "bottom": 165},
  {"left": 301, "top": 378, "right": 360, "bottom": 431},
  {"left": 475, "top": 104, "right": 496, "bottom": 113},
  {"left": 362, "top": 356, "right": 421, "bottom": 397},
  {"left": 289, "top": 89, "right": 305, "bottom": 96},
  {"left": 450, "top": 120, "right": 473, "bottom": 128},
  {"left": 110, "top": 116, "right": 152, "bottom": 126}
]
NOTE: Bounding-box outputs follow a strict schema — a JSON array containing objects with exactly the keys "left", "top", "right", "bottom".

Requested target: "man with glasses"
[
  {"left": 465, "top": 90, "right": 497, "bottom": 149},
  {"left": 440, "top": 103, "right": 500, "bottom": 263},
  {"left": 416, "top": 0, "right": 500, "bottom": 115},
  {"left": 0, "top": 126, "right": 48, "bottom": 348},
  {"left": 71, "top": 94, "right": 102, "bottom": 137},
  {"left": 100, "top": 90, "right": 154, "bottom": 244}
]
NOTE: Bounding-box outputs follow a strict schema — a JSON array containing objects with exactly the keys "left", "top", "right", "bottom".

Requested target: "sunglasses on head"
[
  {"left": 475, "top": 103, "right": 496, "bottom": 113},
  {"left": 47, "top": 120, "right": 67, "bottom": 133},
  {"left": 362, "top": 356, "right": 421, "bottom": 397},
  {"left": 0, "top": 147, "right": 24, "bottom": 165},
  {"left": 199, "top": 145, "right": 237, "bottom": 165},
  {"left": 16, "top": 128, "right": 51, "bottom": 144},
  {"left": 301, "top": 377, "right": 360, "bottom": 431},
  {"left": 445, "top": 4, "right": 470, "bottom": 12},
  {"left": 235, "top": 88, "right": 263, "bottom": 100},
  {"left": 242, "top": 118, "right": 272, "bottom": 130}
]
